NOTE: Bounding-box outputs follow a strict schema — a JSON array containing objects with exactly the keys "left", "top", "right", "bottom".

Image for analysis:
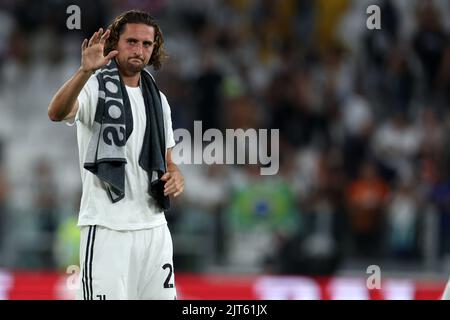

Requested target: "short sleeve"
[
  {"left": 65, "top": 75, "right": 99, "bottom": 127},
  {"left": 160, "top": 91, "right": 176, "bottom": 149}
]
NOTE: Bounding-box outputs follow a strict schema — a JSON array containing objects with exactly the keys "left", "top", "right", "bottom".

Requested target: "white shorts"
[{"left": 76, "top": 223, "right": 176, "bottom": 300}]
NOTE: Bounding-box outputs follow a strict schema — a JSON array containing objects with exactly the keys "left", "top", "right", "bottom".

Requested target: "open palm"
[{"left": 81, "top": 28, "right": 118, "bottom": 73}]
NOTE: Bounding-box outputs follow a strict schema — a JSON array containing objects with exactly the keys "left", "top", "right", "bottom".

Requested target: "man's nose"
[{"left": 134, "top": 43, "right": 143, "bottom": 55}]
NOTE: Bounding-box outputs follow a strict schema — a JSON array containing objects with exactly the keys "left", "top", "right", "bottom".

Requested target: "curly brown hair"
[{"left": 103, "top": 10, "right": 167, "bottom": 70}]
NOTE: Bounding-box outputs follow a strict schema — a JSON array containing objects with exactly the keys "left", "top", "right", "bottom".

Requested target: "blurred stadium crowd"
[{"left": 1, "top": 0, "right": 450, "bottom": 279}]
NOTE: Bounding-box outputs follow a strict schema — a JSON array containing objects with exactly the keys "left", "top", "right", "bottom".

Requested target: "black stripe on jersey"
[
  {"left": 83, "top": 226, "right": 93, "bottom": 300},
  {"left": 89, "top": 226, "right": 97, "bottom": 299}
]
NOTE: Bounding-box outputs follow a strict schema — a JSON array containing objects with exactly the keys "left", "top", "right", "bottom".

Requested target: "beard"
[{"left": 118, "top": 56, "right": 147, "bottom": 75}]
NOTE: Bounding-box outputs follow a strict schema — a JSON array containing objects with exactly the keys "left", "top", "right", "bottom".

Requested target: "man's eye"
[{"left": 127, "top": 39, "right": 137, "bottom": 44}]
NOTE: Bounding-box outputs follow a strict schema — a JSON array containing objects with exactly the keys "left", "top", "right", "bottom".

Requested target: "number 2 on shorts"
[{"left": 162, "top": 263, "right": 174, "bottom": 288}]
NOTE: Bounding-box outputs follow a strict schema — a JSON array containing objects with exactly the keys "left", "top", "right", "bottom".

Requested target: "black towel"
[{"left": 83, "top": 59, "right": 170, "bottom": 210}]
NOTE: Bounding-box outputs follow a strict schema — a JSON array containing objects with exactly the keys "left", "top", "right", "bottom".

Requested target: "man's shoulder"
[
  {"left": 143, "top": 69, "right": 161, "bottom": 94},
  {"left": 141, "top": 69, "right": 170, "bottom": 106},
  {"left": 143, "top": 68, "right": 156, "bottom": 81}
]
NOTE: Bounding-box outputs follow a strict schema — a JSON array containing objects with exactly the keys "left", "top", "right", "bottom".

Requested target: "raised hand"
[{"left": 81, "top": 28, "right": 118, "bottom": 73}]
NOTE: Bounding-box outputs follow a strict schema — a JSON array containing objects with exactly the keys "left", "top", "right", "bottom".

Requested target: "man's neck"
[{"left": 121, "top": 73, "right": 140, "bottom": 87}]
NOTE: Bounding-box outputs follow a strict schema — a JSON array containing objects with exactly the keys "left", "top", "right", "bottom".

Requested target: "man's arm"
[
  {"left": 161, "top": 148, "right": 184, "bottom": 197},
  {"left": 48, "top": 68, "right": 92, "bottom": 121},
  {"left": 47, "top": 28, "right": 118, "bottom": 122}
]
